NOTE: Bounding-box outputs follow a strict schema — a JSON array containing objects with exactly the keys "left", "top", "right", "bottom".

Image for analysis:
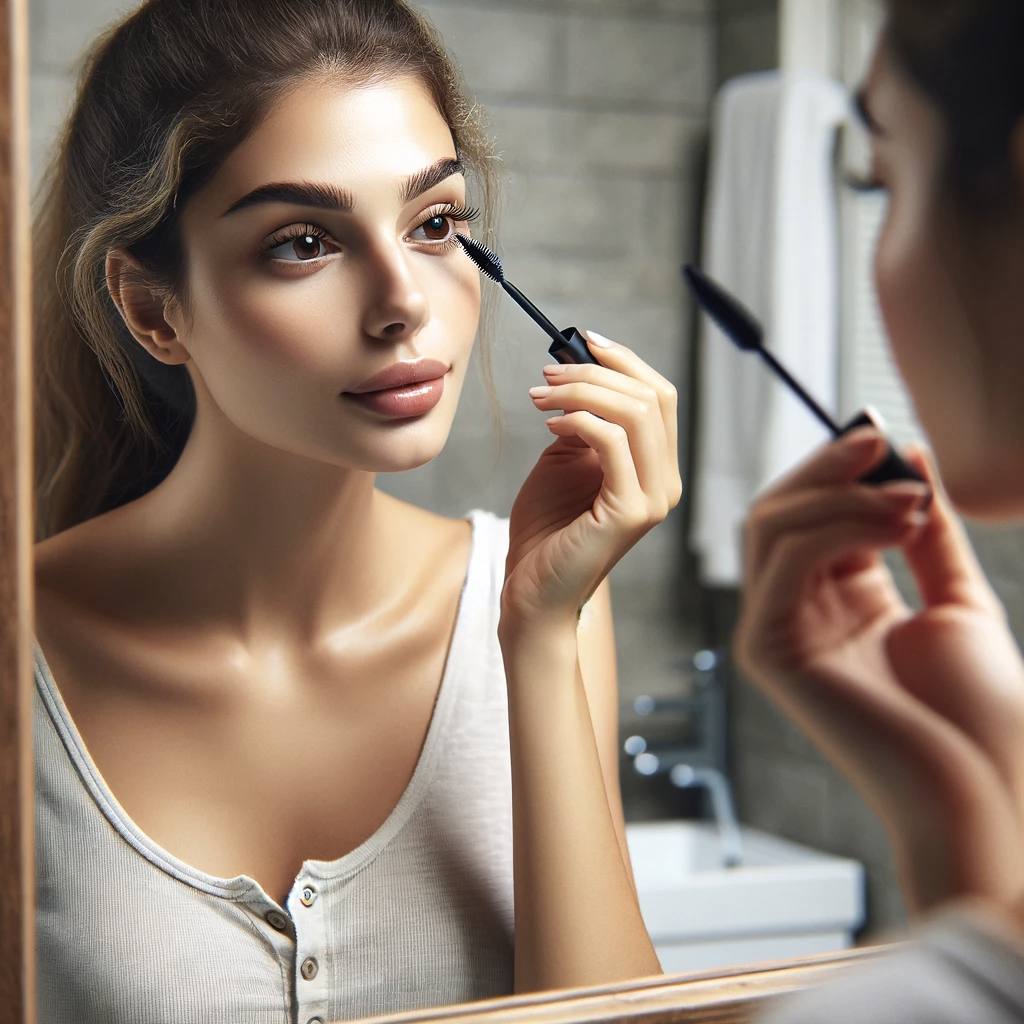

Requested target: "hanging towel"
[{"left": 691, "top": 71, "right": 849, "bottom": 587}]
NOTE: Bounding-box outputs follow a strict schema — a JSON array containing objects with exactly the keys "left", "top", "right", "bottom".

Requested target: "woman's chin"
[{"left": 350, "top": 424, "right": 455, "bottom": 475}]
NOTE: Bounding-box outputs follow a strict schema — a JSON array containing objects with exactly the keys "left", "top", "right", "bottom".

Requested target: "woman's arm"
[
  {"left": 499, "top": 333, "right": 678, "bottom": 993},
  {"left": 501, "top": 613, "right": 657, "bottom": 992},
  {"left": 576, "top": 580, "right": 634, "bottom": 890}
]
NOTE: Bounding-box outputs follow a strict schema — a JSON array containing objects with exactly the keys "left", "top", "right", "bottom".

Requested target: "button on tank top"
[{"left": 34, "top": 510, "right": 514, "bottom": 1023}]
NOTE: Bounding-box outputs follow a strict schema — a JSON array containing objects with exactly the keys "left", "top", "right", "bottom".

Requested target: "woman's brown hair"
[
  {"left": 34, "top": 0, "right": 498, "bottom": 540},
  {"left": 885, "top": 0, "right": 1024, "bottom": 204}
]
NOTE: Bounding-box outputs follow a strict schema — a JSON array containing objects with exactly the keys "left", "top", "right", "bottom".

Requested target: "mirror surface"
[{"left": 26, "top": 0, "right": 947, "bottom": 1018}]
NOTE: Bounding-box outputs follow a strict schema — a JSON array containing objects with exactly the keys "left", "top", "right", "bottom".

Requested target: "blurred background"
[{"left": 30, "top": 0, "right": 1024, "bottom": 964}]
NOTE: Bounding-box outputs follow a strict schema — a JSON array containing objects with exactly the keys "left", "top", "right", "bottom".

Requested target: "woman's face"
[
  {"left": 865, "top": 41, "right": 1024, "bottom": 517},
  {"left": 168, "top": 76, "right": 482, "bottom": 473}
]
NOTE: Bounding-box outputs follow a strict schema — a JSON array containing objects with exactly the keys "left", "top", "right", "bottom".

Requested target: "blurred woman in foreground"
[{"left": 737, "top": 1, "right": 1024, "bottom": 1019}]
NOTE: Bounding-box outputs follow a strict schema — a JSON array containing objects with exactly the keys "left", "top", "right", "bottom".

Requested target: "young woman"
[
  {"left": 735, "top": 0, "right": 1024, "bottom": 1019},
  {"left": 30, "top": 1, "right": 676, "bottom": 1019}
]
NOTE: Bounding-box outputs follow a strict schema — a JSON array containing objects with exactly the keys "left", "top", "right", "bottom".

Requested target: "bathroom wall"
[
  {"left": 717, "top": 0, "right": 779, "bottom": 86},
  {"left": 28, "top": 0, "right": 717, "bottom": 798}
]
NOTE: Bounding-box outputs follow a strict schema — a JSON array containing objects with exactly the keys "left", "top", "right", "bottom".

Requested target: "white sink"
[{"left": 625, "top": 820, "right": 865, "bottom": 973}]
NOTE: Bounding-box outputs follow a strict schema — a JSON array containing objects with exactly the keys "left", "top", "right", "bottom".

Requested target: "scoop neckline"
[{"left": 33, "top": 510, "right": 488, "bottom": 906}]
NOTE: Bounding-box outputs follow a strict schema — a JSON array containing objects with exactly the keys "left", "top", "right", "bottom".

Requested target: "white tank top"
[{"left": 34, "top": 510, "right": 514, "bottom": 1023}]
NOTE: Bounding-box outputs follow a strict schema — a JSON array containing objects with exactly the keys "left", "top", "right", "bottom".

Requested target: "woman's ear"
[{"left": 105, "top": 250, "right": 190, "bottom": 366}]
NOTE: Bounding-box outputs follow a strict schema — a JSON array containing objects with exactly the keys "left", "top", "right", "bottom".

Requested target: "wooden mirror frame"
[
  {"left": 0, "top": 1, "right": 886, "bottom": 1019},
  {"left": 0, "top": 0, "right": 34, "bottom": 1019}
]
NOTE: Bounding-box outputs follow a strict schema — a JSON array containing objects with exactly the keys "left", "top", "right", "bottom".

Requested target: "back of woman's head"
[
  {"left": 35, "top": 0, "right": 494, "bottom": 540},
  {"left": 885, "top": 0, "right": 1024, "bottom": 204}
]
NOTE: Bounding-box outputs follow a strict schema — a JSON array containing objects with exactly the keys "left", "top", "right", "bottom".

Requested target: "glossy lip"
[
  {"left": 342, "top": 358, "right": 450, "bottom": 420},
  {"left": 345, "top": 358, "right": 450, "bottom": 395}
]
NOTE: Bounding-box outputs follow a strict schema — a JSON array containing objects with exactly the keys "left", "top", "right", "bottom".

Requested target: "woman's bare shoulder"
[
  {"left": 373, "top": 490, "right": 475, "bottom": 547},
  {"left": 35, "top": 504, "right": 144, "bottom": 606}
]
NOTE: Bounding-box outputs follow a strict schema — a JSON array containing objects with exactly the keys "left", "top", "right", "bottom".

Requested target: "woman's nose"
[{"left": 361, "top": 242, "right": 429, "bottom": 342}]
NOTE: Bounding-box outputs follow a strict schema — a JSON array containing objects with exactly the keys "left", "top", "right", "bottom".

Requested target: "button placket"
[{"left": 289, "top": 877, "right": 329, "bottom": 1021}]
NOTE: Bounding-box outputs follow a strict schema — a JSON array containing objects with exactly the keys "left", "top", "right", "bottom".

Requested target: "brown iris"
[
  {"left": 421, "top": 215, "right": 450, "bottom": 241},
  {"left": 293, "top": 234, "right": 323, "bottom": 260}
]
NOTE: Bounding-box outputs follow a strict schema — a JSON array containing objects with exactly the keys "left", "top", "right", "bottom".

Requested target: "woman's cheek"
[
  {"left": 874, "top": 204, "right": 932, "bottom": 396},
  {"left": 419, "top": 253, "right": 481, "bottom": 355},
  {"left": 203, "top": 265, "right": 357, "bottom": 381},
  {"left": 874, "top": 197, "right": 1008, "bottom": 511}
]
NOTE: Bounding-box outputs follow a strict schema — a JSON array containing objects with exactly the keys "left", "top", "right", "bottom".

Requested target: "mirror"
[{"left": 3, "top": 0, "right": 917, "bottom": 1020}]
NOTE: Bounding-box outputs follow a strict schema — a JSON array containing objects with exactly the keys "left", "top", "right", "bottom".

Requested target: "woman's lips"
[
  {"left": 343, "top": 358, "right": 449, "bottom": 419},
  {"left": 345, "top": 377, "right": 446, "bottom": 418}
]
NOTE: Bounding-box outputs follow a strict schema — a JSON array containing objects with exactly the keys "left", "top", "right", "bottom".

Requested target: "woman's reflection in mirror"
[
  {"left": 740, "top": 1, "right": 1024, "bottom": 1020},
  {"left": 31, "top": 1, "right": 679, "bottom": 1018}
]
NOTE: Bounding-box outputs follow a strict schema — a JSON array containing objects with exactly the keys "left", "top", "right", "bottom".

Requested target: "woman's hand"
[
  {"left": 501, "top": 332, "right": 681, "bottom": 627},
  {"left": 736, "top": 428, "right": 1024, "bottom": 915},
  {"left": 497, "top": 330, "right": 672, "bottom": 990}
]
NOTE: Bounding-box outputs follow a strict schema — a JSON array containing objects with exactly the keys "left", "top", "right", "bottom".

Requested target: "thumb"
[{"left": 900, "top": 446, "right": 1001, "bottom": 613}]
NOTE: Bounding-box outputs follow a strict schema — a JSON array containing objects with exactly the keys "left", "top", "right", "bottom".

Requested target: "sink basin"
[{"left": 625, "top": 820, "right": 865, "bottom": 973}]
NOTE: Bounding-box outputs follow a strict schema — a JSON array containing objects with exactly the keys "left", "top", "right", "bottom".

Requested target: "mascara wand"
[
  {"left": 683, "top": 265, "right": 841, "bottom": 435},
  {"left": 683, "top": 263, "right": 930, "bottom": 493},
  {"left": 456, "top": 234, "right": 599, "bottom": 365}
]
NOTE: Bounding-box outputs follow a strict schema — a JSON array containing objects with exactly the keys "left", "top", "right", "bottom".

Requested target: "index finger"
[
  {"left": 583, "top": 331, "right": 678, "bottom": 455},
  {"left": 760, "top": 427, "right": 891, "bottom": 499}
]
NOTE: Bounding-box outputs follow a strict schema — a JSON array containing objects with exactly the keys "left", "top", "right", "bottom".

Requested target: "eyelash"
[
  {"left": 259, "top": 203, "right": 482, "bottom": 261},
  {"left": 408, "top": 203, "right": 482, "bottom": 251},
  {"left": 260, "top": 222, "right": 334, "bottom": 260}
]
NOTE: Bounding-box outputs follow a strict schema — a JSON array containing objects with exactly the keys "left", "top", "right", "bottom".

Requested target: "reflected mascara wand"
[
  {"left": 456, "top": 234, "right": 599, "bottom": 365},
  {"left": 683, "top": 263, "right": 930, "bottom": 492},
  {"left": 683, "top": 265, "right": 841, "bottom": 434}
]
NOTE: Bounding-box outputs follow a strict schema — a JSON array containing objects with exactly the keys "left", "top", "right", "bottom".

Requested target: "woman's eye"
[
  {"left": 266, "top": 232, "right": 337, "bottom": 262},
  {"left": 414, "top": 215, "right": 454, "bottom": 243},
  {"left": 845, "top": 173, "right": 888, "bottom": 194}
]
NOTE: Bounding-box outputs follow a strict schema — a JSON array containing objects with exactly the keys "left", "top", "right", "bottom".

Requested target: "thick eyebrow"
[
  {"left": 402, "top": 157, "right": 464, "bottom": 203},
  {"left": 853, "top": 88, "right": 884, "bottom": 137},
  {"left": 221, "top": 158, "right": 464, "bottom": 219},
  {"left": 222, "top": 181, "right": 355, "bottom": 217}
]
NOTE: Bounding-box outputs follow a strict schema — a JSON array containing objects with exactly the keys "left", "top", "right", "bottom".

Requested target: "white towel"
[{"left": 691, "top": 71, "right": 849, "bottom": 587}]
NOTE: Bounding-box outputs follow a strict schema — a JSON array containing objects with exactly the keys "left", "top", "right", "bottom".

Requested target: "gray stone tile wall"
[{"left": 716, "top": 0, "right": 778, "bottom": 86}]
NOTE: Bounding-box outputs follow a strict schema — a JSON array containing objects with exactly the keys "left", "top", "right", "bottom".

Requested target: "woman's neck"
[{"left": 128, "top": 408, "right": 399, "bottom": 641}]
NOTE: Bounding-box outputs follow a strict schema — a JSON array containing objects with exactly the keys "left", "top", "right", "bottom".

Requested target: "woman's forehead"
[{"left": 196, "top": 78, "right": 460, "bottom": 215}]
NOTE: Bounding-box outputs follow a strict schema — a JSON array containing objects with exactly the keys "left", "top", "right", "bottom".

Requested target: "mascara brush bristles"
[
  {"left": 456, "top": 234, "right": 504, "bottom": 283},
  {"left": 455, "top": 233, "right": 566, "bottom": 345}
]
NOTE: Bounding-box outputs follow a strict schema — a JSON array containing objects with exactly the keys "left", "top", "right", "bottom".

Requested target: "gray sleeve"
[{"left": 760, "top": 908, "right": 1024, "bottom": 1024}]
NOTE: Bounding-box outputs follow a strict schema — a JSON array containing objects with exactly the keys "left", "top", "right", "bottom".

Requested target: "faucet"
[
  {"left": 669, "top": 763, "right": 743, "bottom": 868},
  {"left": 628, "top": 742, "right": 744, "bottom": 868},
  {"left": 624, "top": 648, "right": 743, "bottom": 867}
]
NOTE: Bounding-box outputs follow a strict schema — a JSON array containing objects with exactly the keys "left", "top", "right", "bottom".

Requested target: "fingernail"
[
  {"left": 543, "top": 364, "right": 568, "bottom": 375},
  {"left": 880, "top": 482, "right": 931, "bottom": 502},
  {"left": 529, "top": 386, "right": 552, "bottom": 398},
  {"left": 586, "top": 330, "right": 614, "bottom": 349},
  {"left": 844, "top": 426, "right": 883, "bottom": 448}
]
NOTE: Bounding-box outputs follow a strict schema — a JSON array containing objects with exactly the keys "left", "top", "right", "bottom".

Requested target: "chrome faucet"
[
  {"left": 627, "top": 742, "right": 744, "bottom": 868},
  {"left": 668, "top": 763, "right": 743, "bottom": 868},
  {"left": 624, "top": 648, "right": 743, "bottom": 867}
]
